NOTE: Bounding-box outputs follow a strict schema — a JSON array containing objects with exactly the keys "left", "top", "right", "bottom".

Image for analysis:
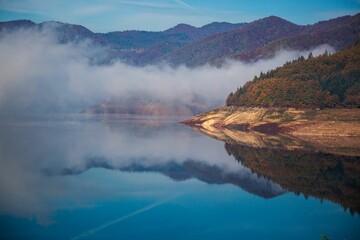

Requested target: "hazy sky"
[{"left": 0, "top": 0, "right": 359, "bottom": 32}]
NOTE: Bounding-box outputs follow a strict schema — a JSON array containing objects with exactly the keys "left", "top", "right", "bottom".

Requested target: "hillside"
[
  {"left": 226, "top": 43, "right": 360, "bottom": 108},
  {"left": 1, "top": 14, "right": 359, "bottom": 67},
  {"left": 0, "top": 20, "right": 107, "bottom": 44},
  {"left": 165, "top": 14, "right": 360, "bottom": 66},
  {"left": 182, "top": 43, "right": 360, "bottom": 139},
  {"left": 164, "top": 16, "right": 303, "bottom": 66},
  {"left": 103, "top": 22, "right": 245, "bottom": 49},
  {"left": 231, "top": 14, "right": 360, "bottom": 62},
  {"left": 0, "top": 20, "right": 245, "bottom": 66}
]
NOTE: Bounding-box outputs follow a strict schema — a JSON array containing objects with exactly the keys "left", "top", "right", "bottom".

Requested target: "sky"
[{"left": 0, "top": 0, "right": 359, "bottom": 32}]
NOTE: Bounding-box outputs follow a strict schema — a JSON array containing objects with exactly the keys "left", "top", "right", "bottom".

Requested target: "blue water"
[{"left": 0, "top": 114, "right": 359, "bottom": 240}]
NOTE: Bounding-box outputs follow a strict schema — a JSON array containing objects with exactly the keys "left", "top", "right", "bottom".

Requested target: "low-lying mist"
[{"left": 0, "top": 28, "right": 334, "bottom": 114}]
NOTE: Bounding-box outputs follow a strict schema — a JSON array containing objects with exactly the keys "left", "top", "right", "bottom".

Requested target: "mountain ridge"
[
  {"left": 1, "top": 14, "right": 359, "bottom": 67},
  {"left": 163, "top": 15, "right": 304, "bottom": 66}
]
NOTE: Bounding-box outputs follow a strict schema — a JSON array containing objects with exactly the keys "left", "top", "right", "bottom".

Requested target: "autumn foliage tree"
[{"left": 226, "top": 43, "right": 360, "bottom": 108}]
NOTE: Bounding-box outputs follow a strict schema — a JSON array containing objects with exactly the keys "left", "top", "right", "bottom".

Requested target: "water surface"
[{"left": 0, "top": 114, "right": 359, "bottom": 240}]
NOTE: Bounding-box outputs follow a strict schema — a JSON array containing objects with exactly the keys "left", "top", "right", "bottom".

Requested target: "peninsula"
[{"left": 182, "top": 44, "right": 360, "bottom": 153}]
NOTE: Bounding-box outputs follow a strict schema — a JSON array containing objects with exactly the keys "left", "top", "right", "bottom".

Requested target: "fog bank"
[{"left": 0, "top": 28, "right": 334, "bottom": 113}]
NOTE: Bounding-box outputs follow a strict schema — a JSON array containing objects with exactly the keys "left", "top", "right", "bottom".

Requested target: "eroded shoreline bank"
[{"left": 181, "top": 107, "right": 360, "bottom": 156}]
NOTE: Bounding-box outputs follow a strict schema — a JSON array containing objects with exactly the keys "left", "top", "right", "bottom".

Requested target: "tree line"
[{"left": 226, "top": 43, "right": 360, "bottom": 108}]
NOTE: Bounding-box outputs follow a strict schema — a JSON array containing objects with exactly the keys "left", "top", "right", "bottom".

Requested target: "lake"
[{"left": 0, "top": 114, "right": 359, "bottom": 240}]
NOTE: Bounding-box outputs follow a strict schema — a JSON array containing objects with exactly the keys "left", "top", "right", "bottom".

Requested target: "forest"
[{"left": 226, "top": 43, "right": 360, "bottom": 108}]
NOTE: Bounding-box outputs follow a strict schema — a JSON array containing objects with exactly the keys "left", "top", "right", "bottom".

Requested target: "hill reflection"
[
  {"left": 188, "top": 125, "right": 360, "bottom": 214},
  {"left": 44, "top": 156, "right": 286, "bottom": 199},
  {"left": 0, "top": 114, "right": 287, "bottom": 222},
  {"left": 226, "top": 143, "right": 360, "bottom": 214}
]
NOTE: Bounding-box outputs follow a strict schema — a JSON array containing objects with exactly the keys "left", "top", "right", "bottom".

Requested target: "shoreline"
[
  {"left": 181, "top": 106, "right": 360, "bottom": 136},
  {"left": 181, "top": 106, "right": 360, "bottom": 156}
]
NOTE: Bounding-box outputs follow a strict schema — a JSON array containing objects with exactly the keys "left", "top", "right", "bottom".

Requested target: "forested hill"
[
  {"left": 1, "top": 14, "right": 359, "bottom": 67},
  {"left": 226, "top": 43, "right": 360, "bottom": 108}
]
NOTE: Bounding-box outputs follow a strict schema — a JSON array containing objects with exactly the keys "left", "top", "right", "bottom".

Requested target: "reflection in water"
[
  {"left": 188, "top": 125, "right": 360, "bottom": 215},
  {"left": 1, "top": 114, "right": 360, "bottom": 240},
  {"left": 225, "top": 143, "right": 360, "bottom": 214},
  {"left": 45, "top": 157, "right": 285, "bottom": 199},
  {"left": 0, "top": 114, "right": 283, "bottom": 224}
]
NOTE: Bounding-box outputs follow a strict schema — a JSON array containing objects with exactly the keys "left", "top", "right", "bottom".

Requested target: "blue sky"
[{"left": 0, "top": 0, "right": 359, "bottom": 32}]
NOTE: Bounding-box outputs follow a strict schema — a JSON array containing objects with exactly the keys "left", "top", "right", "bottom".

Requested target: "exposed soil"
[{"left": 181, "top": 107, "right": 360, "bottom": 156}]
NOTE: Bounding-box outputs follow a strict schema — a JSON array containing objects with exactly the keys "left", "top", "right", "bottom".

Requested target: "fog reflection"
[{"left": 0, "top": 114, "right": 284, "bottom": 223}]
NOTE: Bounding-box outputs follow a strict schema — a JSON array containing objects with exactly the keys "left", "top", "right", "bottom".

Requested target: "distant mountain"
[
  {"left": 1, "top": 14, "right": 359, "bottom": 67},
  {"left": 164, "top": 16, "right": 303, "bottom": 66},
  {"left": 165, "top": 14, "right": 360, "bottom": 66},
  {"left": 226, "top": 43, "right": 360, "bottom": 108},
  {"left": 103, "top": 22, "right": 245, "bottom": 65},
  {"left": 164, "top": 22, "right": 245, "bottom": 40},
  {"left": 163, "top": 23, "right": 199, "bottom": 37},
  {"left": 0, "top": 19, "right": 36, "bottom": 30},
  {"left": 39, "top": 21, "right": 107, "bottom": 44},
  {"left": 0, "top": 19, "right": 108, "bottom": 45},
  {"left": 83, "top": 95, "right": 216, "bottom": 116},
  {"left": 103, "top": 22, "right": 245, "bottom": 49},
  {"left": 119, "top": 14, "right": 359, "bottom": 66},
  {"left": 232, "top": 14, "right": 360, "bottom": 62},
  {"left": 0, "top": 19, "right": 245, "bottom": 65}
]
